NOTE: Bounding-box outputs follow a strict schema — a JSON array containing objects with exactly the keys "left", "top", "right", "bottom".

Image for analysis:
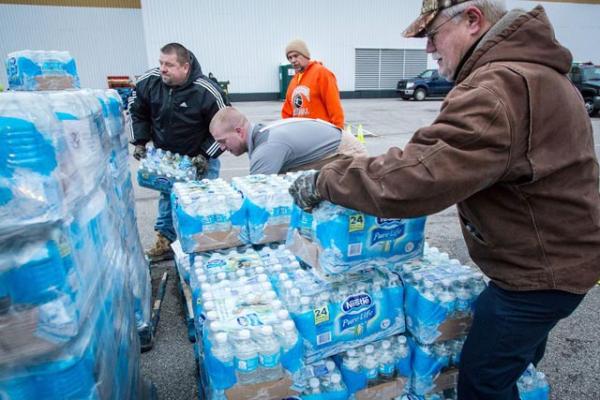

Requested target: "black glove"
[
  {"left": 133, "top": 144, "right": 147, "bottom": 160},
  {"left": 289, "top": 171, "right": 323, "bottom": 212},
  {"left": 192, "top": 154, "right": 209, "bottom": 178}
]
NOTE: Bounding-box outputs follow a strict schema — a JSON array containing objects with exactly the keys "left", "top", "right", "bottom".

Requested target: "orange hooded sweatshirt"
[{"left": 281, "top": 61, "right": 345, "bottom": 129}]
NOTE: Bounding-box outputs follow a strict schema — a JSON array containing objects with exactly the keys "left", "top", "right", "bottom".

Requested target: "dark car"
[
  {"left": 396, "top": 69, "right": 454, "bottom": 101},
  {"left": 568, "top": 62, "right": 600, "bottom": 117}
]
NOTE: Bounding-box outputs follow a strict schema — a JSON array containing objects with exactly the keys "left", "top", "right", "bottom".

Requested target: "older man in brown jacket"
[{"left": 290, "top": 1, "right": 600, "bottom": 399}]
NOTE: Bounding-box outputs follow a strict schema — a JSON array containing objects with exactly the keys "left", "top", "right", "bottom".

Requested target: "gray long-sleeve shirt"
[{"left": 247, "top": 118, "right": 342, "bottom": 174}]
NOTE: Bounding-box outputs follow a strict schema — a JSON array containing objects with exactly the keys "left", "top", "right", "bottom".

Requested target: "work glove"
[
  {"left": 191, "top": 154, "right": 209, "bottom": 178},
  {"left": 289, "top": 171, "right": 323, "bottom": 212},
  {"left": 133, "top": 144, "right": 147, "bottom": 160}
]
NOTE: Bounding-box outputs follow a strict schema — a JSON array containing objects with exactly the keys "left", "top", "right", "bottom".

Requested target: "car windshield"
[
  {"left": 582, "top": 67, "right": 600, "bottom": 81},
  {"left": 418, "top": 70, "right": 435, "bottom": 79}
]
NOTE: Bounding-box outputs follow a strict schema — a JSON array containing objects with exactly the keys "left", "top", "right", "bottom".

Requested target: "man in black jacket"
[{"left": 129, "top": 42, "right": 229, "bottom": 260}]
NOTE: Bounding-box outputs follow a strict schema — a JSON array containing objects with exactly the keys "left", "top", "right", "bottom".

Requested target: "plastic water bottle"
[
  {"left": 233, "top": 329, "right": 259, "bottom": 385},
  {"left": 363, "top": 354, "right": 379, "bottom": 382},
  {"left": 329, "top": 372, "right": 345, "bottom": 392},
  {"left": 454, "top": 275, "right": 472, "bottom": 317},
  {"left": 437, "top": 279, "right": 456, "bottom": 315},
  {"left": 298, "top": 296, "right": 312, "bottom": 314},
  {"left": 212, "top": 332, "right": 234, "bottom": 367},
  {"left": 280, "top": 320, "right": 299, "bottom": 351},
  {"left": 257, "top": 325, "right": 283, "bottom": 382},
  {"left": 342, "top": 349, "right": 361, "bottom": 372},
  {"left": 309, "top": 377, "right": 321, "bottom": 394},
  {"left": 379, "top": 340, "right": 396, "bottom": 379}
]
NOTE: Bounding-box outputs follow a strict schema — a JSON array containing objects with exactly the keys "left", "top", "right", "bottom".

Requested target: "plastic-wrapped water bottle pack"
[
  {"left": 518, "top": 364, "right": 550, "bottom": 400},
  {"left": 337, "top": 333, "right": 412, "bottom": 395},
  {"left": 409, "top": 336, "right": 465, "bottom": 395},
  {"left": 287, "top": 203, "right": 427, "bottom": 275},
  {"left": 136, "top": 143, "right": 198, "bottom": 192},
  {"left": 271, "top": 262, "right": 406, "bottom": 363},
  {"left": 6, "top": 50, "right": 80, "bottom": 91},
  {"left": 191, "top": 262, "right": 304, "bottom": 394},
  {"left": 398, "top": 245, "right": 486, "bottom": 344},
  {"left": 231, "top": 174, "right": 294, "bottom": 244},
  {"left": 0, "top": 88, "right": 150, "bottom": 398},
  {"left": 171, "top": 180, "right": 246, "bottom": 252},
  {"left": 291, "top": 358, "right": 349, "bottom": 399}
]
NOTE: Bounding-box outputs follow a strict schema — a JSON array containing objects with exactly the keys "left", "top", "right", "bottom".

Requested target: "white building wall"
[
  {"left": 0, "top": 4, "right": 148, "bottom": 90},
  {"left": 140, "top": 0, "right": 600, "bottom": 94},
  {"left": 140, "top": 0, "right": 429, "bottom": 94}
]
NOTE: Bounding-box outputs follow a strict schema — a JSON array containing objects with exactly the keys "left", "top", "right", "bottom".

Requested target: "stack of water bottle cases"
[
  {"left": 0, "top": 50, "right": 152, "bottom": 399},
  {"left": 168, "top": 169, "right": 551, "bottom": 400}
]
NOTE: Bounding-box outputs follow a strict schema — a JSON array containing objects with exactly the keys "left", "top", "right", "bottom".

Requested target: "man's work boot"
[{"left": 146, "top": 233, "right": 174, "bottom": 262}]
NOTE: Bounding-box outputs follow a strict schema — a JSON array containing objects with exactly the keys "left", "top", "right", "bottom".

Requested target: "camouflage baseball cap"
[{"left": 404, "top": 0, "right": 469, "bottom": 38}]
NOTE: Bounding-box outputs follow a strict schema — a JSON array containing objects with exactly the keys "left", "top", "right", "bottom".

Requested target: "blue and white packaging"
[
  {"left": 409, "top": 337, "right": 464, "bottom": 395},
  {"left": 6, "top": 50, "right": 80, "bottom": 91},
  {"left": 0, "top": 92, "right": 69, "bottom": 236},
  {"left": 291, "top": 358, "right": 349, "bottom": 399},
  {"left": 337, "top": 333, "right": 411, "bottom": 396},
  {"left": 171, "top": 180, "right": 246, "bottom": 252},
  {"left": 287, "top": 202, "right": 426, "bottom": 275},
  {"left": 398, "top": 245, "right": 486, "bottom": 344},
  {"left": 192, "top": 269, "right": 304, "bottom": 391},
  {"left": 137, "top": 144, "right": 197, "bottom": 192},
  {"left": 273, "top": 265, "right": 405, "bottom": 363},
  {"left": 518, "top": 364, "right": 550, "bottom": 400},
  {"left": 231, "top": 174, "right": 294, "bottom": 244}
]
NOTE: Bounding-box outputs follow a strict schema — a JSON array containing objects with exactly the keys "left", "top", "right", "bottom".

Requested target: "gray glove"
[
  {"left": 133, "top": 144, "right": 147, "bottom": 160},
  {"left": 289, "top": 171, "right": 323, "bottom": 212},
  {"left": 192, "top": 154, "right": 209, "bottom": 178}
]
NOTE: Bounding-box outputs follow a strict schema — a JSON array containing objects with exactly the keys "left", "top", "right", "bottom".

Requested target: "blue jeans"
[
  {"left": 457, "top": 281, "right": 585, "bottom": 400},
  {"left": 154, "top": 158, "right": 221, "bottom": 241}
]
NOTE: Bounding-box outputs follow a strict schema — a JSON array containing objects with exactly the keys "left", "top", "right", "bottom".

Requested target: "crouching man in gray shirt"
[{"left": 209, "top": 107, "right": 368, "bottom": 175}]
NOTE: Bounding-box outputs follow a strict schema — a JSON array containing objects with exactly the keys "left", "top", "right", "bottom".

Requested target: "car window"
[
  {"left": 419, "top": 70, "right": 434, "bottom": 79},
  {"left": 432, "top": 71, "right": 439, "bottom": 79},
  {"left": 582, "top": 67, "right": 600, "bottom": 81}
]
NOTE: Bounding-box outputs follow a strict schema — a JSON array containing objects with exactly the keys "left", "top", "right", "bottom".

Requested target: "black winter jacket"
[{"left": 128, "top": 51, "right": 228, "bottom": 158}]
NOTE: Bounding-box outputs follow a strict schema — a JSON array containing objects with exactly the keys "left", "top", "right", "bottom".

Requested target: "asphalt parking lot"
[{"left": 137, "top": 98, "right": 600, "bottom": 400}]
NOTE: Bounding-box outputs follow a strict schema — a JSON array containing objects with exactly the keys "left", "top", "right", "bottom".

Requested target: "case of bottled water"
[
  {"left": 6, "top": 50, "right": 80, "bottom": 91},
  {"left": 337, "top": 333, "right": 412, "bottom": 396},
  {"left": 272, "top": 262, "right": 406, "bottom": 363},
  {"left": 517, "top": 364, "right": 550, "bottom": 400},
  {"left": 287, "top": 203, "right": 426, "bottom": 275},
  {"left": 231, "top": 174, "right": 294, "bottom": 244},
  {"left": 398, "top": 244, "right": 486, "bottom": 345},
  {"left": 189, "top": 255, "right": 304, "bottom": 395},
  {"left": 0, "top": 88, "right": 150, "bottom": 398},
  {"left": 290, "top": 358, "right": 349, "bottom": 399},
  {"left": 136, "top": 143, "right": 198, "bottom": 192},
  {"left": 0, "top": 92, "right": 69, "bottom": 236},
  {"left": 171, "top": 180, "right": 246, "bottom": 253}
]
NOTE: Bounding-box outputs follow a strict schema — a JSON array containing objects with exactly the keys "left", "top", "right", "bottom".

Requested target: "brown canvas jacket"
[{"left": 317, "top": 6, "right": 600, "bottom": 293}]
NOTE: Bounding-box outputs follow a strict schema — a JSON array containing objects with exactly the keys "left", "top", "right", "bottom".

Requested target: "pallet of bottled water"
[
  {"left": 6, "top": 50, "right": 80, "bottom": 91},
  {"left": 398, "top": 245, "right": 486, "bottom": 345},
  {"left": 337, "top": 333, "right": 412, "bottom": 398},
  {"left": 287, "top": 202, "right": 426, "bottom": 275},
  {"left": 190, "top": 251, "right": 304, "bottom": 397},
  {"left": 136, "top": 143, "right": 197, "bottom": 192},
  {"left": 290, "top": 358, "right": 349, "bottom": 399},
  {"left": 171, "top": 179, "right": 246, "bottom": 252},
  {"left": 231, "top": 173, "right": 295, "bottom": 244},
  {"left": 0, "top": 89, "right": 149, "bottom": 397},
  {"left": 272, "top": 262, "right": 406, "bottom": 363}
]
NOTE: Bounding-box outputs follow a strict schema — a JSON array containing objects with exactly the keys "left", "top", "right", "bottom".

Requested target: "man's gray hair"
[{"left": 441, "top": 0, "right": 507, "bottom": 25}]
